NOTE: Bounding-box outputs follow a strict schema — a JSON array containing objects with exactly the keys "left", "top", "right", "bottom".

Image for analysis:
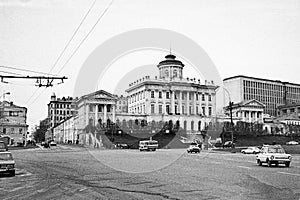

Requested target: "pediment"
[{"left": 242, "top": 99, "right": 265, "bottom": 107}]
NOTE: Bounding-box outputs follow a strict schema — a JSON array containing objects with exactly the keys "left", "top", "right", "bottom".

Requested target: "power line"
[
  {"left": 48, "top": 0, "right": 97, "bottom": 74},
  {"left": 25, "top": 0, "right": 97, "bottom": 105},
  {"left": 0, "top": 70, "right": 22, "bottom": 76},
  {"left": 0, "top": 65, "right": 60, "bottom": 76},
  {"left": 57, "top": 0, "right": 114, "bottom": 74}
]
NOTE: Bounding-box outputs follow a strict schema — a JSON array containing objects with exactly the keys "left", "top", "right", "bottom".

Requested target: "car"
[
  {"left": 115, "top": 143, "right": 130, "bottom": 149},
  {"left": 241, "top": 147, "right": 260, "bottom": 154},
  {"left": 50, "top": 141, "right": 57, "bottom": 146},
  {"left": 223, "top": 141, "right": 235, "bottom": 148},
  {"left": 0, "top": 151, "right": 15, "bottom": 176},
  {"left": 187, "top": 143, "right": 201, "bottom": 153},
  {"left": 0, "top": 141, "right": 8, "bottom": 152},
  {"left": 286, "top": 141, "right": 299, "bottom": 145},
  {"left": 256, "top": 145, "right": 292, "bottom": 167}
]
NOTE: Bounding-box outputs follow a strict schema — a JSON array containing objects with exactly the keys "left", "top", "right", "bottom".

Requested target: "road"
[{"left": 0, "top": 145, "right": 300, "bottom": 200}]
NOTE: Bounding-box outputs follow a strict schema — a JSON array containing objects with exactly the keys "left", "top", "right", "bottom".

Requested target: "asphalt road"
[{"left": 1, "top": 145, "right": 300, "bottom": 200}]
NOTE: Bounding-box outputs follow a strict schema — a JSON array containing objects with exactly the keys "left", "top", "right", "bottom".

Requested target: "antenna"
[{"left": 169, "top": 43, "right": 172, "bottom": 54}]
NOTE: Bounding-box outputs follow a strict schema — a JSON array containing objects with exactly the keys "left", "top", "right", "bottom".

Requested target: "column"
[
  {"left": 171, "top": 90, "right": 175, "bottom": 114},
  {"left": 112, "top": 104, "right": 116, "bottom": 122},
  {"left": 85, "top": 103, "right": 89, "bottom": 126},
  {"left": 104, "top": 104, "right": 107, "bottom": 123},
  {"left": 186, "top": 91, "right": 189, "bottom": 115},
  {"left": 248, "top": 111, "right": 251, "bottom": 123},
  {"left": 193, "top": 92, "right": 197, "bottom": 115},
  {"left": 95, "top": 104, "right": 98, "bottom": 126},
  {"left": 179, "top": 91, "right": 182, "bottom": 115}
]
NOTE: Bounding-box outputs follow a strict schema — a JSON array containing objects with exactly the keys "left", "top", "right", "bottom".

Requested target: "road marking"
[
  {"left": 237, "top": 166, "right": 252, "bottom": 170},
  {"left": 278, "top": 172, "right": 300, "bottom": 177}
]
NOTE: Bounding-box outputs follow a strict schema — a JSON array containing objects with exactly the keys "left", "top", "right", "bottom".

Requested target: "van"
[{"left": 139, "top": 140, "right": 158, "bottom": 151}]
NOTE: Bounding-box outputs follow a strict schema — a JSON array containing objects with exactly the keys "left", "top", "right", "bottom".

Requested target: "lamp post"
[
  {"left": 1, "top": 91, "right": 10, "bottom": 101},
  {"left": 223, "top": 88, "right": 234, "bottom": 146}
]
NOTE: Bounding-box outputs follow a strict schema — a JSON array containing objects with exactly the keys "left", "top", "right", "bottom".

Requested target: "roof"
[
  {"left": 78, "top": 90, "right": 117, "bottom": 102},
  {"left": 225, "top": 99, "right": 265, "bottom": 109},
  {"left": 223, "top": 75, "right": 300, "bottom": 87}
]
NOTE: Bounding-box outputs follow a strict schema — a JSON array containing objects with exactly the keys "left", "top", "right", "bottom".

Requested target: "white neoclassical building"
[
  {"left": 124, "top": 54, "right": 218, "bottom": 132},
  {"left": 76, "top": 90, "right": 118, "bottom": 131},
  {"left": 224, "top": 99, "right": 265, "bottom": 124}
]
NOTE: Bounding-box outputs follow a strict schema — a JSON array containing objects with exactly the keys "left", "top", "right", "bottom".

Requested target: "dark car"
[
  {"left": 115, "top": 143, "right": 130, "bottom": 149},
  {"left": 187, "top": 143, "right": 201, "bottom": 153},
  {"left": 0, "top": 151, "right": 15, "bottom": 176},
  {"left": 223, "top": 141, "right": 235, "bottom": 148}
]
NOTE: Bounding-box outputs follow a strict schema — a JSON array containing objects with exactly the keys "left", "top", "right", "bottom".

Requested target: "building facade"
[
  {"left": 224, "top": 75, "right": 300, "bottom": 117},
  {"left": 0, "top": 101, "right": 28, "bottom": 145},
  {"left": 277, "top": 103, "right": 300, "bottom": 118},
  {"left": 116, "top": 95, "right": 128, "bottom": 113},
  {"left": 224, "top": 99, "right": 265, "bottom": 124},
  {"left": 47, "top": 93, "right": 76, "bottom": 128},
  {"left": 125, "top": 54, "right": 218, "bottom": 132}
]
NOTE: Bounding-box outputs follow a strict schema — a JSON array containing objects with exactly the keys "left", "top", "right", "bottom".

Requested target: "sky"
[{"left": 1, "top": 0, "right": 300, "bottom": 131}]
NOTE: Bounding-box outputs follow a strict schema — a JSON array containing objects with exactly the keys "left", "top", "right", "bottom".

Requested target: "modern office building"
[
  {"left": 223, "top": 75, "right": 300, "bottom": 117},
  {"left": 47, "top": 93, "right": 76, "bottom": 128},
  {"left": 0, "top": 101, "right": 28, "bottom": 145}
]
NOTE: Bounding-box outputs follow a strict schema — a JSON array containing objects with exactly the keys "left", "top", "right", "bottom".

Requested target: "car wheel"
[
  {"left": 267, "top": 159, "right": 272, "bottom": 167},
  {"left": 257, "top": 159, "right": 262, "bottom": 166},
  {"left": 285, "top": 162, "right": 290, "bottom": 167}
]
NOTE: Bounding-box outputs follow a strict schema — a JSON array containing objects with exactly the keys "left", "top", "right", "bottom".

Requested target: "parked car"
[
  {"left": 187, "top": 143, "right": 201, "bottom": 153},
  {"left": 256, "top": 145, "right": 292, "bottom": 167},
  {"left": 241, "top": 147, "right": 260, "bottom": 154},
  {"left": 50, "top": 141, "right": 57, "bottom": 146},
  {"left": 0, "top": 141, "right": 8, "bottom": 152},
  {"left": 0, "top": 151, "right": 15, "bottom": 176},
  {"left": 223, "top": 141, "right": 235, "bottom": 148},
  {"left": 286, "top": 141, "right": 299, "bottom": 145},
  {"left": 115, "top": 143, "right": 130, "bottom": 149}
]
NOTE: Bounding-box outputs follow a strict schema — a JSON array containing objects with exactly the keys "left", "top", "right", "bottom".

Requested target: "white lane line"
[
  {"left": 278, "top": 172, "right": 300, "bottom": 177},
  {"left": 237, "top": 166, "right": 252, "bottom": 170}
]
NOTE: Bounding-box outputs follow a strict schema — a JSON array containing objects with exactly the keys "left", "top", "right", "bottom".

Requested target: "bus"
[{"left": 139, "top": 140, "right": 158, "bottom": 151}]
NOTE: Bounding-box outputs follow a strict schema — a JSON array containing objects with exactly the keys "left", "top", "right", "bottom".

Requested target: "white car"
[
  {"left": 187, "top": 143, "right": 201, "bottom": 153},
  {"left": 286, "top": 141, "right": 299, "bottom": 145},
  {"left": 241, "top": 147, "right": 260, "bottom": 154},
  {"left": 256, "top": 145, "right": 292, "bottom": 167}
]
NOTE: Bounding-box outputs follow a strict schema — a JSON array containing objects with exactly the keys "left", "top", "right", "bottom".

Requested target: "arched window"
[
  {"left": 191, "top": 121, "right": 194, "bottom": 131},
  {"left": 198, "top": 121, "right": 201, "bottom": 131},
  {"left": 184, "top": 121, "right": 187, "bottom": 131}
]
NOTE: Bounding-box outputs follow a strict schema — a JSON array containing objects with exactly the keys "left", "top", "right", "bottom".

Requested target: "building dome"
[{"left": 157, "top": 54, "right": 184, "bottom": 80}]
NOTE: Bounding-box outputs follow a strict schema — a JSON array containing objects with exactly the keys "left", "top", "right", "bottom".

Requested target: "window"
[
  {"left": 89, "top": 105, "right": 93, "bottom": 112},
  {"left": 173, "top": 69, "right": 177, "bottom": 77},
  {"left": 11, "top": 128, "right": 14, "bottom": 134},
  {"left": 202, "top": 94, "right": 205, "bottom": 101},
  {"left": 19, "top": 128, "right": 22, "bottom": 134},
  {"left": 196, "top": 107, "right": 198, "bottom": 114},
  {"left": 189, "top": 106, "right": 192, "bottom": 115},
  {"left": 182, "top": 106, "right": 185, "bottom": 114},
  {"left": 196, "top": 93, "right": 199, "bottom": 101},
  {"left": 202, "top": 107, "right": 205, "bottom": 115},
  {"left": 208, "top": 107, "right": 212, "bottom": 116},
  {"left": 174, "top": 92, "right": 177, "bottom": 99},
  {"left": 151, "top": 91, "right": 155, "bottom": 98},
  {"left": 182, "top": 93, "right": 185, "bottom": 100},
  {"left": 151, "top": 104, "right": 155, "bottom": 114},
  {"left": 159, "top": 91, "right": 162, "bottom": 98},
  {"left": 189, "top": 93, "right": 192, "bottom": 100},
  {"left": 166, "top": 92, "right": 170, "bottom": 99},
  {"left": 208, "top": 94, "right": 212, "bottom": 101},
  {"left": 3, "top": 128, "right": 6, "bottom": 134},
  {"left": 159, "top": 105, "right": 162, "bottom": 114},
  {"left": 166, "top": 105, "right": 170, "bottom": 114},
  {"left": 191, "top": 121, "right": 194, "bottom": 131}
]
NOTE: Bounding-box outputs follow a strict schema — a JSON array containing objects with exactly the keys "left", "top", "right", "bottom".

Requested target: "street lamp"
[
  {"left": 1, "top": 91, "right": 10, "bottom": 101},
  {"left": 222, "top": 88, "right": 234, "bottom": 146}
]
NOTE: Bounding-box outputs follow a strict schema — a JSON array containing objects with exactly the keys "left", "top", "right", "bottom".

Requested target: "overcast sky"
[{"left": 1, "top": 0, "right": 300, "bottom": 130}]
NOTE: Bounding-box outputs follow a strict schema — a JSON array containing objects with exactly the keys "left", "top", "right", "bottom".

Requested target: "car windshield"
[
  {"left": 268, "top": 147, "right": 285, "bottom": 153},
  {"left": 0, "top": 153, "right": 13, "bottom": 160}
]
